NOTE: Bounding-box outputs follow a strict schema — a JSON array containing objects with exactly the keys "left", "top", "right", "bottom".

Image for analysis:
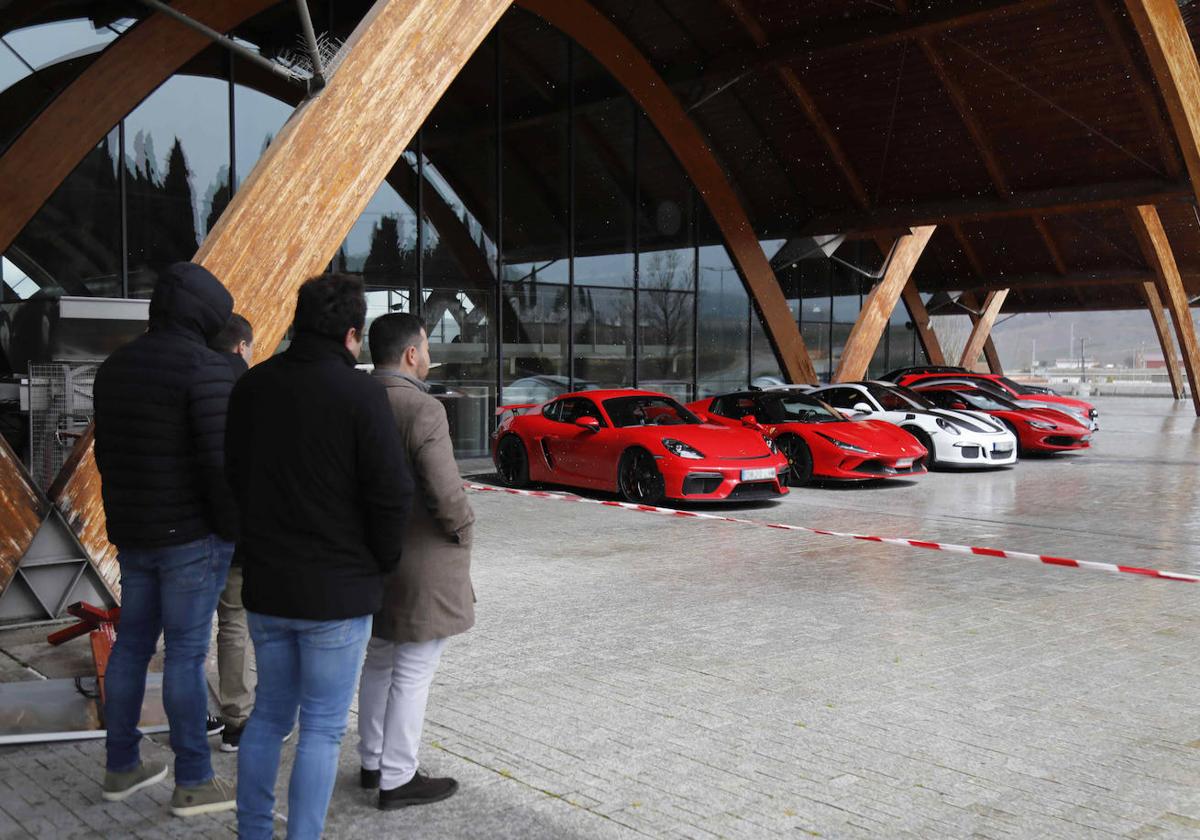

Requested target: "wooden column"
[
  {"left": 1128, "top": 204, "right": 1200, "bottom": 414},
  {"left": 958, "top": 289, "right": 1008, "bottom": 371},
  {"left": 900, "top": 278, "right": 946, "bottom": 365},
  {"left": 517, "top": 0, "right": 816, "bottom": 383},
  {"left": 832, "top": 225, "right": 935, "bottom": 382},
  {"left": 1124, "top": 0, "right": 1200, "bottom": 207},
  {"left": 0, "top": 0, "right": 278, "bottom": 254},
  {"left": 1142, "top": 280, "right": 1184, "bottom": 398}
]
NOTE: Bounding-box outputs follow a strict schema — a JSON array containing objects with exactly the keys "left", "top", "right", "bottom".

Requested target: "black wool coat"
[
  {"left": 225, "top": 331, "right": 414, "bottom": 621},
  {"left": 93, "top": 262, "right": 239, "bottom": 549}
]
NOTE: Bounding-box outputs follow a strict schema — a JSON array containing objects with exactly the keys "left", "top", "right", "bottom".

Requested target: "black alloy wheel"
[
  {"left": 906, "top": 428, "right": 937, "bottom": 469},
  {"left": 777, "top": 434, "right": 813, "bottom": 487},
  {"left": 496, "top": 435, "right": 530, "bottom": 487},
  {"left": 617, "top": 448, "right": 666, "bottom": 505}
]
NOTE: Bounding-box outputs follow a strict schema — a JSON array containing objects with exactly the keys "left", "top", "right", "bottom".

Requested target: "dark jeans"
[
  {"left": 237, "top": 612, "right": 371, "bottom": 840},
  {"left": 104, "top": 535, "right": 232, "bottom": 787}
]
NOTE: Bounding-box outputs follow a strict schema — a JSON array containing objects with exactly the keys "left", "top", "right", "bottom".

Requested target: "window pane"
[
  {"left": 424, "top": 286, "right": 495, "bottom": 458},
  {"left": 503, "top": 281, "right": 568, "bottom": 399},
  {"left": 638, "top": 288, "right": 693, "bottom": 401},
  {"left": 501, "top": 11, "right": 568, "bottom": 285},
  {"left": 574, "top": 287, "right": 632, "bottom": 388},
  {"left": 697, "top": 239, "right": 748, "bottom": 397},
  {"left": 574, "top": 53, "right": 633, "bottom": 288},
  {"left": 234, "top": 77, "right": 294, "bottom": 188},
  {"left": 124, "top": 75, "right": 230, "bottom": 297}
]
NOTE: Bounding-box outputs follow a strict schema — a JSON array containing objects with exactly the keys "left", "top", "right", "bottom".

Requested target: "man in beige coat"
[{"left": 356, "top": 312, "right": 475, "bottom": 811}]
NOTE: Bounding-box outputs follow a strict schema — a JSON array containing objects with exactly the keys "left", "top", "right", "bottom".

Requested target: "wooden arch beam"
[
  {"left": 1124, "top": 0, "right": 1200, "bottom": 208},
  {"left": 1128, "top": 204, "right": 1200, "bottom": 414},
  {"left": 900, "top": 279, "right": 946, "bottom": 365},
  {"left": 515, "top": 0, "right": 816, "bottom": 383},
  {"left": 1141, "top": 280, "right": 1184, "bottom": 398},
  {"left": 46, "top": 0, "right": 513, "bottom": 583},
  {"left": 0, "top": 0, "right": 279, "bottom": 255},
  {"left": 958, "top": 289, "right": 1008, "bottom": 370},
  {"left": 833, "top": 225, "right": 935, "bottom": 382}
]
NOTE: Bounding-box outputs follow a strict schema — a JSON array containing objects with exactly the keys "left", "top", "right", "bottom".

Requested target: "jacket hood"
[{"left": 148, "top": 262, "right": 233, "bottom": 341}]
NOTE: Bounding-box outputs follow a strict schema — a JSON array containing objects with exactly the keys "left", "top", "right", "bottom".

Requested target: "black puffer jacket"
[{"left": 93, "top": 262, "right": 238, "bottom": 548}]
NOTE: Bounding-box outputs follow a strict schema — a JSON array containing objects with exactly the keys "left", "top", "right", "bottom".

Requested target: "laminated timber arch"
[
  {"left": 515, "top": 0, "right": 816, "bottom": 384},
  {"left": 3, "top": 0, "right": 514, "bottom": 589}
]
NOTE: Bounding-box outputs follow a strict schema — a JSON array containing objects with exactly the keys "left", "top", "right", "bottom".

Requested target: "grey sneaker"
[
  {"left": 170, "top": 776, "right": 237, "bottom": 817},
  {"left": 102, "top": 760, "right": 168, "bottom": 801}
]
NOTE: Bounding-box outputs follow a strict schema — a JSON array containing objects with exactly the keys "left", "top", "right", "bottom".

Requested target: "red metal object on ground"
[{"left": 47, "top": 602, "right": 120, "bottom": 705}]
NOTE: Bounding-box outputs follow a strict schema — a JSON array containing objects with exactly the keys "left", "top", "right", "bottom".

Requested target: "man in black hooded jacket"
[{"left": 92, "top": 261, "right": 238, "bottom": 817}]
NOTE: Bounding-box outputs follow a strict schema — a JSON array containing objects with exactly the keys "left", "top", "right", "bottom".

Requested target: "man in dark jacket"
[
  {"left": 226, "top": 274, "right": 413, "bottom": 840},
  {"left": 208, "top": 313, "right": 256, "bottom": 751},
  {"left": 93, "top": 261, "right": 238, "bottom": 817}
]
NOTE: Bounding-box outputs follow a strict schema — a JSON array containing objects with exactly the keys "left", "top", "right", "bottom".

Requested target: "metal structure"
[{"left": 27, "top": 362, "right": 95, "bottom": 492}]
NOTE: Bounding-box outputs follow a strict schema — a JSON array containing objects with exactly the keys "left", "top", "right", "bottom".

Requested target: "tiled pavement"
[{"left": 1, "top": 396, "right": 1198, "bottom": 838}]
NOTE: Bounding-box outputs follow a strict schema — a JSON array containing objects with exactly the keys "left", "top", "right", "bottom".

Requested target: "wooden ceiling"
[{"left": 4, "top": 0, "right": 1200, "bottom": 312}]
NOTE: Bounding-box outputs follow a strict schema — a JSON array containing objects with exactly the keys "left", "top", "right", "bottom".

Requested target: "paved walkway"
[{"left": 1, "top": 396, "right": 1198, "bottom": 838}]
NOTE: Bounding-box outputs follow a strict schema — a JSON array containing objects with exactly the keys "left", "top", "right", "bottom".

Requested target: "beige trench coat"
[{"left": 371, "top": 371, "right": 475, "bottom": 642}]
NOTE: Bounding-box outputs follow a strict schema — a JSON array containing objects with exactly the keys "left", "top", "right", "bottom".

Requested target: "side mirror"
[
  {"left": 852, "top": 402, "right": 873, "bottom": 413},
  {"left": 575, "top": 416, "right": 601, "bottom": 432},
  {"left": 740, "top": 414, "right": 759, "bottom": 428},
  {"left": 693, "top": 411, "right": 710, "bottom": 423}
]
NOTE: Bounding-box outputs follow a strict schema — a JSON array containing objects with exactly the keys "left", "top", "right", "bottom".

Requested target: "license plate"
[
  {"left": 1081, "top": 435, "right": 1091, "bottom": 442},
  {"left": 895, "top": 458, "right": 913, "bottom": 469},
  {"left": 993, "top": 443, "right": 1012, "bottom": 453},
  {"left": 741, "top": 467, "right": 775, "bottom": 481}
]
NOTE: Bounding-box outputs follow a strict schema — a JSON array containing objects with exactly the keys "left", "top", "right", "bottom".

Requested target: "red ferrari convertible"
[
  {"left": 913, "top": 384, "right": 1091, "bottom": 454},
  {"left": 688, "top": 390, "right": 928, "bottom": 486},
  {"left": 492, "top": 389, "right": 789, "bottom": 504}
]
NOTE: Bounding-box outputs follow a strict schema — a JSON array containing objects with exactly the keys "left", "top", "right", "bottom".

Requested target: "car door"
[{"left": 553, "top": 397, "right": 613, "bottom": 486}]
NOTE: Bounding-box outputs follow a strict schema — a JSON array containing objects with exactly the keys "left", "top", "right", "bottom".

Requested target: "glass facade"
[{"left": 0, "top": 7, "right": 925, "bottom": 458}]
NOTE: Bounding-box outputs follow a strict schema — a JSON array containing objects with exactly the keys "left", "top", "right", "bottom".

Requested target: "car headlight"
[
  {"left": 817, "top": 433, "right": 868, "bottom": 454},
  {"left": 935, "top": 417, "right": 961, "bottom": 435},
  {"left": 662, "top": 438, "right": 705, "bottom": 460},
  {"left": 761, "top": 434, "right": 778, "bottom": 454},
  {"left": 1027, "top": 419, "right": 1057, "bottom": 430}
]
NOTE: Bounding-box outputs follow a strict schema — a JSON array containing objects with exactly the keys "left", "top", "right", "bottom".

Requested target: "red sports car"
[
  {"left": 890, "top": 369, "right": 1098, "bottom": 431},
  {"left": 913, "top": 384, "right": 1091, "bottom": 454},
  {"left": 688, "top": 390, "right": 928, "bottom": 486},
  {"left": 492, "top": 389, "right": 789, "bottom": 504}
]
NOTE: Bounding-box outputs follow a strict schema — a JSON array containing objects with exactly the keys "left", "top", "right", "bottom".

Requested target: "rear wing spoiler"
[{"left": 495, "top": 403, "right": 539, "bottom": 424}]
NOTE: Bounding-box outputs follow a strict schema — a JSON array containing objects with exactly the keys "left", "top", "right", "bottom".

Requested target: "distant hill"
[{"left": 987, "top": 310, "right": 1194, "bottom": 368}]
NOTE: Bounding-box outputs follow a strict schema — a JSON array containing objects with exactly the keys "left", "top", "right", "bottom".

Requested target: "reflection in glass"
[
  {"left": 697, "top": 242, "right": 748, "bottom": 397},
  {"left": 124, "top": 75, "right": 230, "bottom": 296},
  {"left": 574, "top": 287, "right": 632, "bottom": 389}
]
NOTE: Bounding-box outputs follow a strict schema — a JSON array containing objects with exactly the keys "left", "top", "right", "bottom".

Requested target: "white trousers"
[{"left": 356, "top": 636, "right": 448, "bottom": 790}]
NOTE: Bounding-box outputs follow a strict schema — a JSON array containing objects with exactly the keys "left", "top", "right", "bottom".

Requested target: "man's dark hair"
[
  {"left": 293, "top": 274, "right": 367, "bottom": 341},
  {"left": 210, "top": 312, "right": 253, "bottom": 353},
  {"left": 369, "top": 312, "right": 425, "bottom": 367}
]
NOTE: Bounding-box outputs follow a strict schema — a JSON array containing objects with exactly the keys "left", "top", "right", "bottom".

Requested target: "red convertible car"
[
  {"left": 688, "top": 390, "right": 928, "bottom": 486},
  {"left": 492, "top": 389, "right": 789, "bottom": 504},
  {"left": 913, "top": 384, "right": 1091, "bottom": 454}
]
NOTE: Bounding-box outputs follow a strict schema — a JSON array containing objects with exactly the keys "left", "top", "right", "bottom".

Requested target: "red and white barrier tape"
[{"left": 463, "top": 482, "right": 1199, "bottom": 585}]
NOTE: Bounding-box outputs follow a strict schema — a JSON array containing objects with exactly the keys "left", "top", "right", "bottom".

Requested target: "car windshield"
[
  {"left": 749, "top": 393, "right": 842, "bottom": 424},
  {"left": 864, "top": 383, "right": 931, "bottom": 411},
  {"left": 950, "top": 390, "right": 1016, "bottom": 411},
  {"left": 603, "top": 395, "right": 701, "bottom": 428}
]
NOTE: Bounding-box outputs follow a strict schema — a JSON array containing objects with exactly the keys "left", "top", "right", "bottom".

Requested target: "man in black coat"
[
  {"left": 225, "top": 274, "right": 414, "bottom": 840},
  {"left": 93, "top": 261, "right": 238, "bottom": 817}
]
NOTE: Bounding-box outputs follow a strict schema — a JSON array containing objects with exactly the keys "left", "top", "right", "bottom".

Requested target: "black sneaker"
[
  {"left": 378, "top": 771, "right": 458, "bottom": 810},
  {"left": 219, "top": 723, "right": 244, "bottom": 753},
  {"left": 360, "top": 768, "right": 381, "bottom": 790},
  {"left": 205, "top": 714, "right": 225, "bottom": 737}
]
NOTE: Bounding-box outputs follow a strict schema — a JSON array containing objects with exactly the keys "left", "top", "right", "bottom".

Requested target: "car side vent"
[{"left": 539, "top": 439, "right": 555, "bottom": 469}]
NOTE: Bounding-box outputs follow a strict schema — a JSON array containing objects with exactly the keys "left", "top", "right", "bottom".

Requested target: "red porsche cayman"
[
  {"left": 492, "top": 389, "right": 789, "bottom": 504},
  {"left": 688, "top": 390, "right": 928, "bottom": 486}
]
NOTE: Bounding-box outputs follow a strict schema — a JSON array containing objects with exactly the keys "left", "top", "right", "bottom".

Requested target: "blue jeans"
[
  {"left": 237, "top": 612, "right": 371, "bottom": 840},
  {"left": 105, "top": 535, "right": 232, "bottom": 787}
]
